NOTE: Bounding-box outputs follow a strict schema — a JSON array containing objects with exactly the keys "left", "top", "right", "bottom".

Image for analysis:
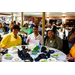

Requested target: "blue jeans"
[{"left": 69, "top": 43, "right": 73, "bottom": 50}]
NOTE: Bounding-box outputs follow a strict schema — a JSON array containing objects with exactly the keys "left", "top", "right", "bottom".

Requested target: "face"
[
  {"left": 61, "top": 25, "right": 63, "bottom": 28},
  {"left": 48, "top": 31, "right": 54, "bottom": 38},
  {"left": 33, "top": 27, "right": 38, "bottom": 34},
  {"left": 3, "top": 23, "right": 6, "bottom": 26},
  {"left": 25, "top": 24, "right": 28, "bottom": 28},
  {"left": 49, "top": 23, "right": 51, "bottom": 26},
  {"left": 12, "top": 29, "right": 19, "bottom": 35}
]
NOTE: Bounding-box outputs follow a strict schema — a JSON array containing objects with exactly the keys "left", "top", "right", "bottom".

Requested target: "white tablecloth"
[{"left": 2, "top": 45, "right": 67, "bottom": 62}]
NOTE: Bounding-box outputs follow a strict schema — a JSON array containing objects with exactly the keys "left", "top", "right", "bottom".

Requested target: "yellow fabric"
[
  {"left": 0, "top": 32, "right": 22, "bottom": 48},
  {"left": 70, "top": 44, "right": 75, "bottom": 59}
]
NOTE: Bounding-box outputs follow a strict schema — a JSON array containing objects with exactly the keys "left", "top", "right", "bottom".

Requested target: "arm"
[
  {"left": 19, "top": 31, "right": 26, "bottom": 34},
  {"left": 58, "top": 28, "right": 65, "bottom": 33},
  {"left": 20, "top": 28, "right": 26, "bottom": 34},
  {"left": 0, "top": 34, "right": 9, "bottom": 49},
  {"left": 40, "top": 36, "right": 43, "bottom": 45},
  {"left": 26, "top": 35, "right": 30, "bottom": 44},
  {"left": 56, "top": 37, "right": 63, "bottom": 50},
  {"left": 62, "top": 28, "right": 65, "bottom": 33}
]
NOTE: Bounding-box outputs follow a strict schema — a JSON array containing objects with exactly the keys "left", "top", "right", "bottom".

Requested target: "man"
[
  {"left": 46, "top": 23, "right": 57, "bottom": 35},
  {"left": 26, "top": 25, "right": 43, "bottom": 45},
  {"left": 28, "top": 24, "right": 34, "bottom": 34},
  {"left": 3, "top": 22, "right": 9, "bottom": 32},
  {"left": 20, "top": 23, "right": 30, "bottom": 35},
  {"left": 0, "top": 25, "right": 22, "bottom": 49},
  {"left": 3, "top": 18, "right": 6, "bottom": 23},
  {"left": 20, "top": 23, "right": 30, "bottom": 44}
]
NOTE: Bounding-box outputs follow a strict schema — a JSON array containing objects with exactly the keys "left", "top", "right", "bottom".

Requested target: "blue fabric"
[
  {"left": 9, "top": 30, "right": 11, "bottom": 33},
  {"left": 0, "top": 29, "right": 3, "bottom": 33},
  {"left": 7, "top": 27, "right": 9, "bottom": 32},
  {"left": 69, "top": 43, "right": 73, "bottom": 50},
  {"left": 23, "top": 38, "right": 27, "bottom": 43}
]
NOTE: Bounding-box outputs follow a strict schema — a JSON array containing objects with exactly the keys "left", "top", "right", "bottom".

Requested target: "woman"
[
  {"left": 8, "top": 22, "right": 14, "bottom": 33},
  {"left": 0, "top": 23, "right": 5, "bottom": 33},
  {"left": 68, "top": 28, "right": 75, "bottom": 50},
  {"left": 58, "top": 24, "right": 65, "bottom": 39},
  {"left": 26, "top": 25, "right": 43, "bottom": 45},
  {"left": 45, "top": 30, "right": 63, "bottom": 50},
  {"left": 66, "top": 44, "right": 75, "bottom": 62},
  {"left": 18, "top": 22, "right": 21, "bottom": 29},
  {"left": 0, "top": 25, "right": 22, "bottom": 49}
]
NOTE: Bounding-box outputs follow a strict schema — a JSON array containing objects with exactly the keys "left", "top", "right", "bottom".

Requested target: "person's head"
[
  {"left": 47, "top": 30, "right": 55, "bottom": 39},
  {"left": 4, "top": 18, "right": 5, "bottom": 20},
  {"left": 0, "top": 23, "right": 2, "bottom": 28},
  {"left": 11, "top": 22, "right": 14, "bottom": 25},
  {"left": 12, "top": 25, "right": 19, "bottom": 35},
  {"left": 33, "top": 25, "right": 38, "bottom": 34},
  {"left": 25, "top": 23, "right": 28, "bottom": 28},
  {"left": 3, "top": 22, "right": 6, "bottom": 26},
  {"left": 40, "top": 24, "right": 42, "bottom": 27},
  {"left": 18, "top": 22, "right": 20, "bottom": 26},
  {"left": 60, "top": 24, "right": 63, "bottom": 28},
  {"left": 49, "top": 23, "right": 52, "bottom": 26},
  {"left": 13, "top": 21, "right": 16, "bottom": 24}
]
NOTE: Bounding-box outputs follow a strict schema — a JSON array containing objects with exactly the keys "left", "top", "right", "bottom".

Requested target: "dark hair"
[
  {"left": 46, "top": 30, "right": 55, "bottom": 44},
  {"left": 12, "top": 25, "right": 19, "bottom": 30},
  {"left": 33, "top": 25, "right": 38, "bottom": 29},
  {"left": 72, "top": 28, "right": 75, "bottom": 33},
  {"left": 3, "top": 22, "right": 6, "bottom": 24},
  {"left": 47, "top": 30, "right": 54, "bottom": 36}
]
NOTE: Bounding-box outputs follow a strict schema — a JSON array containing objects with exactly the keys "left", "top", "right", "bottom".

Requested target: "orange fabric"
[{"left": 70, "top": 44, "right": 75, "bottom": 59}]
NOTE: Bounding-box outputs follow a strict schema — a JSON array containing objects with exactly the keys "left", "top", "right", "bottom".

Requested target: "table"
[{"left": 1, "top": 45, "right": 67, "bottom": 62}]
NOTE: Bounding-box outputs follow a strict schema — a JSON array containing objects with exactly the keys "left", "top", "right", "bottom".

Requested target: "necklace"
[{"left": 50, "top": 40, "right": 52, "bottom": 43}]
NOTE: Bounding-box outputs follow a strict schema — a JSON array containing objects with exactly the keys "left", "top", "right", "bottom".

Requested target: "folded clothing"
[
  {"left": 18, "top": 49, "right": 33, "bottom": 62},
  {"left": 41, "top": 46, "right": 47, "bottom": 53},
  {"left": 35, "top": 50, "right": 50, "bottom": 62}
]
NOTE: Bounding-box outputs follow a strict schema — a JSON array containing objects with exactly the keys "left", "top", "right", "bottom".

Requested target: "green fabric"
[
  {"left": 28, "top": 28, "right": 33, "bottom": 34},
  {"left": 45, "top": 36, "right": 63, "bottom": 50},
  {"left": 20, "top": 27, "right": 30, "bottom": 33}
]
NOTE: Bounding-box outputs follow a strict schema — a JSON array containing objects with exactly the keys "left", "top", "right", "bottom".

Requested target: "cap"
[{"left": 31, "top": 24, "right": 34, "bottom": 27}]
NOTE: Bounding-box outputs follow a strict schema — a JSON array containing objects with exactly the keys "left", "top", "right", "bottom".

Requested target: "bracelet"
[{"left": 68, "top": 59, "right": 74, "bottom": 62}]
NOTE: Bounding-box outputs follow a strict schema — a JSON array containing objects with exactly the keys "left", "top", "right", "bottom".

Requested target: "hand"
[
  {"left": 20, "top": 31, "right": 25, "bottom": 34},
  {"left": 3, "top": 46, "right": 8, "bottom": 49},
  {"left": 23, "top": 32, "right": 26, "bottom": 34},
  {"left": 66, "top": 54, "right": 73, "bottom": 61},
  {"left": 26, "top": 39, "right": 29, "bottom": 44}
]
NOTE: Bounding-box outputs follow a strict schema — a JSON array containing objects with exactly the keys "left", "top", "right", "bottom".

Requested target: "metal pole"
[
  {"left": 12, "top": 13, "right": 13, "bottom": 22},
  {"left": 21, "top": 12, "right": 23, "bottom": 28},
  {"left": 42, "top": 12, "right": 45, "bottom": 45}
]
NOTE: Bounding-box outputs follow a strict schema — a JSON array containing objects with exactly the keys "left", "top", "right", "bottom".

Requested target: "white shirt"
[
  {"left": 27, "top": 33, "right": 43, "bottom": 45},
  {"left": 0, "top": 28, "right": 3, "bottom": 33},
  {"left": 46, "top": 26, "right": 53, "bottom": 31}
]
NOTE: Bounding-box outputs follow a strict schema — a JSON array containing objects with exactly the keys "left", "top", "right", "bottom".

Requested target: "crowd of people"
[{"left": 0, "top": 19, "right": 75, "bottom": 62}]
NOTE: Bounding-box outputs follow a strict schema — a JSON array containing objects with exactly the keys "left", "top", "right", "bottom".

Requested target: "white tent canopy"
[{"left": 0, "top": 12, "right": 75, "bottom": 17}]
